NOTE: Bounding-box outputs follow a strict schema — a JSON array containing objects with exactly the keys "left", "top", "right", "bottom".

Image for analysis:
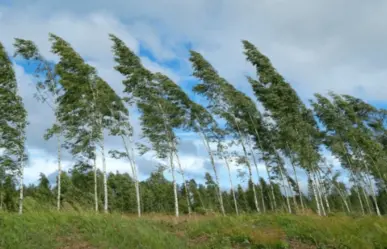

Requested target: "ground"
[{"left": 0, "top": 212, "right": 386, "bottom": 248}]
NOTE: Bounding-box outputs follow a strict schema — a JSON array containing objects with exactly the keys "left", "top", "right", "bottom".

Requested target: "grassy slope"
[{"left": 1, "top": 212, "right": 387, "bottom": 249}]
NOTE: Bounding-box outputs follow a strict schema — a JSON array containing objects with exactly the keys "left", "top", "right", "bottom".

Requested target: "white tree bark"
[
  {"left": 279, "top": 165, "right": 291, "bottom": 214},
  {"left": 360, "top": 179, "right": 372, "bottom": 214},
  {"left": 170, "top": 151, "right": 179, "bottom": 217},
  {"left": 121, "top": 136, "right": 141, "bottom": 217},
  {"left": 317, "top": 170, "right": 331, "bottom": 214},
  {"left": 308, "top": 171, "right": 321, "bottom": 216},
  {"left": 93, "top": 155, "right": 98, "bottom": 212},
  {"left": 247, "top": 140, "right": 266, "bottom": 213},
  {"left": 334, "top": 183, "right": 351, "bottom": 213},
  {"left": 285, "top": 142, "right": 304, "bottom": 212},
  {"left": 247, "top": 113, "right": 277, "bottom": 211},
  {"left": 174, "top": 151, "right": 192, "bottom": 215},
  {"left": 18, "top": 160, "right": 24, "bottom": 215},
  {"left": 313, "top": 172, "right": 326, "bottom": 216},
  {"left": 234, "top": 122, "right": 260, "bottom": 213},
  {"left": 366, "top": 174, "right": 381, "bottom": 216},
  {"left": 224, "top": 157, "right": 239, "bottom": 215},
  {"left": 197, "top": 127, "right": 225, "bottom": 215},
  {"left": 101, "top": 135, "right": 108, "bottom": 214}
]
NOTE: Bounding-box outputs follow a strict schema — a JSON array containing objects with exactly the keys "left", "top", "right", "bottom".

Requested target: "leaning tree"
[
  {"left": 0, "top": 42, "right": 28, "bottom": 215},
  {"left": 13, "top": 38, "right": 64, "bottom": 211}
]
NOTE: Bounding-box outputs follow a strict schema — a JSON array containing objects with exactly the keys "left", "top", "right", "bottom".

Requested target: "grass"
[{"left": 1, "top": 211, "right": 387, "bottom": 248}]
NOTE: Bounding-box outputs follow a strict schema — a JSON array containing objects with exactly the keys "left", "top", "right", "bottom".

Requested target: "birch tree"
[
  {"left": 110, "top": 34, "right": 191, "bottom": 217},
  {"left": 13, "top": 38, "right": 64, "bottom": 211},
  {"left": 243, "top": 40, "right": 323, "bottom": 215},
  {"left": 189, "top": 50, "right": 269, "bottom": 213},
  {"left": 50, "top": 34, "right": 125, "bottom": 213},
  {"left": 0, "top": 42, "right": 28, "bottom": 215}
]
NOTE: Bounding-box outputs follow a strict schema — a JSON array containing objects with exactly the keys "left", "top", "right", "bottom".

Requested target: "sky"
[{"left": 1, "top": 0, "right": 387, "bottom": 191}]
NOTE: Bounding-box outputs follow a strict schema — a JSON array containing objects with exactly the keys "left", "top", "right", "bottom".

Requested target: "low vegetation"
[{"left": 1, "top": 212, "right": 386, "bottom": 249}]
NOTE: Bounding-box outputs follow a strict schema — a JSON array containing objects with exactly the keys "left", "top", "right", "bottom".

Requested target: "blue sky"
[{"left": 1, "top": 0, "right": 387, "bottom": 193}]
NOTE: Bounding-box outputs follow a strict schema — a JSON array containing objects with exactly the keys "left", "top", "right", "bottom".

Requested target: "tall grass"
[{"left": 0, "top": 212, "right": 386, "bottom": 248}]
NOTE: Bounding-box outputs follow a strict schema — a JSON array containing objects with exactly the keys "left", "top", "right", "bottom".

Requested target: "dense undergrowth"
[{"left": 0, "top": 211, "right": 386, "bottom": 249}]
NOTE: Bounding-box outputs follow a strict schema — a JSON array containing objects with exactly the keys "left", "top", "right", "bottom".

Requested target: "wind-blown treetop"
[
  {"left": 49, "top": 33, "right": 128, "bottom": 161},
  {"left": 14, "top": 38, "right": 59, "bottom": 97},
  {"left": 311, "top": 92, "right": 387, "bottom": 183},
  {"left": 189, "top": 50, "right": 267, "bottom": 143},
  {"left": 243, "top": 40, "right": 321, "bottom": 172},
  {"left": 0, "top": 42, "right": 28, "bottom": 173}
]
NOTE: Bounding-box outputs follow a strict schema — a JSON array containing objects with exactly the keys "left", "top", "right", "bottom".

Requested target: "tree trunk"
[
  {"left": 287, "top": 176, "right": 299, "bottom": 212},
  {"left": 247, "top": 140, "right": 266, "bottom": 213},
  {"left": 338, "top": 135, "right": 365, "bottom": 215},
  {"left": 224, "top": 157, "right": 239, "bottom": 215},
  {"left": 279, "top": 165, "right": 291, "bottom": 214},
  {"left": 313, "top": 171, "right": 326, "bottom": 216},
  {"left": 285, "top": 143, "right": 304, "bottom": 212},
  {"left": 170, "top": 151, "right": 179, "bottom": 217},
  {"left": 56, "top": 134, "right": 62, "bottom": 211},
  {"left": 157, "top": 102, "right": 179, "bottom": 217},
  {"left": 18, "top": 162, "right": 24, "bottom": 215},
  {"left": 316, "top": 170, "right": 331, "bottom": 214},
  {"left": 247, "top": 113, "right": 276, "bottom": 211},
  {"left": 121, "top": 136, "right": 141, "bottom": 217},
  {"left": 234, "top": 121, "right": 260, "bottom": 213},
  {"left": 93, "top": 155, "right": 98, "bottom": 212},
  {"left": 101, "top": 136, "right": 108, "bottom": 214},
  {"left": 308, "top": 171, "right": 321, "bottom": 216},
  {"left": 360, "top": 180, "right": 372, "bottom": 214},
  {"left": 365, "top": 174, "right": 381, "bottom": 216},
  {"left": 334, "top": 183, "right": 351, "bottom": 213},
  {"left": 174, "top": 151, "right": 192, "bottom": 215},
  {"left": 351, "top": 135, "right": 381, "bottom": 216},
  {"left": 197, "top": 126, "right": 225, "bottom": 215}
]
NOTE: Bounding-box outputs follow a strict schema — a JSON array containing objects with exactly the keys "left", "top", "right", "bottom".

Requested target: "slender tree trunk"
[
  {"left": 157, "top": 102, "right": 179, "bottom": 217},
  {"left": 351, "top": 135, "right": 381, "bottom": 216},
  {"left": 101, "top": 136, "right": 108, "bottom": 213},
  {"left": 247, "top": 113, "right": 276, "bottom": 211},
  {"left": 174, "top": 151, "right": 192, "bottom": 215},
  {"left": 234, "top": 121, "right": 260, "bottom": 213},
  {"left": 93, "top": 154, "right": 98, "bottom": 212},
  {"left": 349, "top": 173, "right": 365, "bottom": 215},
  {"left": 133, "top": 166, "right": 141, "bottom": 217},
  {"left": 308, "top": 171, "right": 321, "bottom": 216},
  {"left": 18, "top": 161, "right": 24, "bottom": 215},
  {"left": 313, "top": 171, "right": 326, "bottom": 216},
  {"left": 316, "top": 170, "right": 331, "bottom": 214},
  {"left": 334, "top": 183, "right": 351, "bottom": 213},
  {"left": 56, "top": 134, "right": 62, "bottom": 211},
  {"left": 197, "top": 126, "right": 225, "bottom": 215},
  {"left": 247, "top": 140, "right": 266, "bottom": 213},
  {"left": 121, "top": 136, "right": 141, "bottom": 217},
  {"left": 359, "top": 179, "right": 372, "bottom": 214},
  {"left": 285, "top": 143, "right": 304, "bottom": 212},
  {"left": 338, "top": 135, "right": 364, "bottom": 215},
  {"left": 279, "top": 165, "right": 291, "bottom": 214},
  {"left": 224, "top": 157, "right": 239, "bottom": 215},
  {"left": 365, "top": 174, "right": 381, "bottom": 216},
  {"left": 287, "top": 177, "right": 298, "bottom": 212},
  {"left": 170, "top": 151, "right": 179, "bottom": 217}
]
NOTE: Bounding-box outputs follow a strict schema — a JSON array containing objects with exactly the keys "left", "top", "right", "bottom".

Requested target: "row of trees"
[
  {"left": 1, "top": 33, "right": 386, "bottom": 217},
  {"left": 3, "top": 169, "right": 384, "bottom": 215}
]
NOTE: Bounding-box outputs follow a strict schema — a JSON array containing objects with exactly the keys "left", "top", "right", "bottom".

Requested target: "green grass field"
[{"left": 1, "top": 212, "right": 386, "bottom": 249}]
